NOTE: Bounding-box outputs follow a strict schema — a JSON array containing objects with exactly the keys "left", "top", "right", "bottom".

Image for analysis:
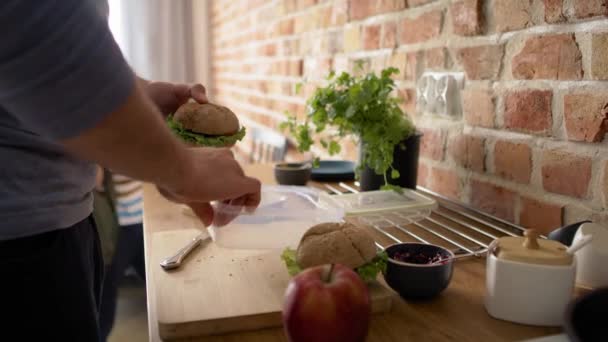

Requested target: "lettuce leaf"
[
  {"left": 355, "top": 251, "right": 388, "bottom": 283},
  {"left": 167, "top": 115, "right": 246, "bottom": 147},
  {"left": 281, "top": 248, "right": 302, "bottom": 276},
  {"left": 280, "top": 247, "right": 388, "bottom": 282}
]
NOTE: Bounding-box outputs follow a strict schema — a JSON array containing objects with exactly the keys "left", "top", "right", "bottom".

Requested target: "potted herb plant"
[{"left": 282, "top": 67, "right": 420, "bottom": 191}]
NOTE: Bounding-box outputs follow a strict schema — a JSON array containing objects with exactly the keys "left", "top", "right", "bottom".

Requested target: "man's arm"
[
  {"left": 0, "top": 0, "right": 260, "bottom": 223},
  {"left": 61, "top": 80, "right": 260, "bottom": 206}
]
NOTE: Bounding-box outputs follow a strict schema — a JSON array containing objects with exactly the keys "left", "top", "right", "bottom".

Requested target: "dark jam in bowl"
[
  {"left": 383, "top": 243, "right": 454, "bottom": 299},
  {"left": 393, "top": 251, "right": 448, "bottom": 264}
]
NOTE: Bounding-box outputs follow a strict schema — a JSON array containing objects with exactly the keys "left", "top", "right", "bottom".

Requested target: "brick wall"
[{"left": 207, "top": 0, "right": 608, "bottom": 233}]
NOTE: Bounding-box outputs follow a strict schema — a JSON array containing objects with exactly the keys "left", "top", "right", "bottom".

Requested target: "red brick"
[
  {"left": 471, "top": 180, "right": 516, "bottom": 222},
  {"left": 349, "top": 0, "right": 374, "bottom": 20},
  {"left": 462, "top": 88, "right": 495, "bottom": 128},
  {"left": 408, "top": 0, "right": 434, "bottom": 6},
  {"left": 455, "top": 45, "right": 504, "bottom": 80},
  {"left": 542, "top": 150, "right": 592, "bottom": 198},
  {"left": 519, "top": 197, "right": 563, "bottom": 234},
  {"left": 398, "top": 88, "right": 416, "bottom": 114},
  {"left": 512, "top": 34, "right": 583, "bottom": 80},
  {"left": 592, "top": 33, "right": 608, "bottom": 80},
  {"left": 262, "top": 43, "right": 277, "bottom": 56},
  {"left": 405, "top": 53, "right": 419, "bottom": 81},
  {"left": 418, "top": 163, "right": 429, "bottom": 187},
  {"left": 564, "top": 92, "right": 608, "bottom": 142},
  {"left": 297, "top": 0, "right": 317, "bottom": 10},
  {"left": 344, "top": 25, "right": 361, "bottom": 52},
  {"left": 494, "top": 141, "right": 532, "bottom": 184},
  {"left": 504, "top": 90, "right": 552, "bottom": 135},
  {"left": 544, "top": 0, "right": 565, "bottom": 23},
  {"left": 363, "top": 25, "right": 381, "bottom": 50},
  {"left": 420, "top": 128, "right": 445, "bottom": 161},
  {"left": 349, "top": 0, "right": 406, "bottom": 20},
  {"left": 448, "top": 134, "right": 485, "bottom": 172},
  {"left": 318, "top": 5, "right": 333, "bottom": 29},
  {"left": 322, "top": 31, "right": 343, "bottom": 54},
  {"left": 494, "top": 0, "right": 531, "bottom": 32},
  {"left": 376, "top": 0, "right": 407, "bottom": 14},
  {"left": 574, "top": 0, "right": 608, "bottom": 18},
  {"left": 425, "top": 48, "right": 446, "bottom": 69},
  {"left": 382, "top": 22, "right": 397, "bottom": 49},
  {"left": 602, "top": 160, "right": 608, "bottom": 208},
  {"left": 278, "top": 19, "right": 295, "bottom": 36},
  {"left": 388, "top": 52, "right": 417, "bottom": 81},
  {"left": 429, "top": 167, "right": 461, "bottom": 200},
  {"left": 290, "top": 59, "right": 303, "bottom": 76},
  {"left": 450, "top": 0, "right": 483, "bottom": 36},
  {"left": 332, "top": 0, "right": 348, "bottom": 26},
  {"left": 399, "top": 11, "right": 443, "bottom": 45}
]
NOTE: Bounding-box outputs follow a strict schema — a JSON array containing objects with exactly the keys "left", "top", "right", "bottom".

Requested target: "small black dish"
[
  {"left": 310, "top": 160, "right": 355, "bottom": 182},
  {"left": 274, "top": 163, "right": 312, "bottom": 186},
  {"left": 564, "top": 287, "right": 608, "bottom": 342},
  {"left": 383, "top": 243, "right": 454, "bottom": 299},
  {"left": 547, "top": 220, "right": 590, "bottom": 246}
]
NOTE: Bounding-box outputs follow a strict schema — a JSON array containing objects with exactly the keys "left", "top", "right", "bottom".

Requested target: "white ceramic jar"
[{"left": 485, "top": 230, "right": 577, "bottom": 327}]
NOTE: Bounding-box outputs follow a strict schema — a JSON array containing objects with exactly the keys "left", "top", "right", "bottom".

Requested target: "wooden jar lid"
[{"left": 496, "top": 229, "right": 572, "bottom": 266}]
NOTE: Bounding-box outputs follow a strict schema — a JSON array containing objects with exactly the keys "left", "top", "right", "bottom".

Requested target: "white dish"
[{"left": 485, "top": 240, "right": 576, "bottom": 327}]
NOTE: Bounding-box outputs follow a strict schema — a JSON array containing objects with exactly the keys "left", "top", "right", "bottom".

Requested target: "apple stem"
[{"left": 324, "top": 264, "right": 335, "bottom": 283}]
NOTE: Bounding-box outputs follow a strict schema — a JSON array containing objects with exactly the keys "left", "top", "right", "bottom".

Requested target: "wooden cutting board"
[{"left": 150, "top": 228, "right": 396, "bottom": 340}]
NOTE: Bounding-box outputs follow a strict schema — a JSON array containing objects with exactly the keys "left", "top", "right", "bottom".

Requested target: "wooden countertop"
[{"left": 143, "top": 163, "right": 562, "bottom": 341}]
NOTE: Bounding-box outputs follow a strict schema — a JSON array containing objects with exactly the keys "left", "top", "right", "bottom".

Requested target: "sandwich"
[
  {"left": 167, "top": 102, "right": 246, "bottom": 147},
  {"left": 281, "top": 222, "right": 388, "bottom": 282}
]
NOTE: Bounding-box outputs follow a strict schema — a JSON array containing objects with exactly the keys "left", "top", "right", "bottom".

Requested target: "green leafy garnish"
[
  {"left": 280, "top": 248, "right": 388, "bottom": 282},
  {"left": 167, "top": 115, "right": 246, "bottom": 147},
  {"left": 355, "top": 251, "right": 388, "bottom": 283},
  {"left": 281, "top": 248, "right": 302, "bottom": 276},
  {"left": 280, "top": 67, "right": 415, "bottom": 189}
]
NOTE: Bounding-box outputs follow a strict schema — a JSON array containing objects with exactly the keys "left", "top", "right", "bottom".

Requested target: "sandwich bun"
[
  {"left": 296, "top": 222, "right": 377, "bottom": 269},
  {"left": 174, "top": 102, "right": 239, "bottom": 136}
]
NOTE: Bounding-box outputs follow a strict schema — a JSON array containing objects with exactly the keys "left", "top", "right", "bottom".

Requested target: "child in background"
[{"left": 98, "top": 171, "right": 146, "bottom": 341}]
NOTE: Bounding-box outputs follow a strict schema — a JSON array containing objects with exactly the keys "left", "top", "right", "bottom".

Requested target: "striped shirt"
[{"left": 111, "top": 174, "right": 143, "bottom": 226}]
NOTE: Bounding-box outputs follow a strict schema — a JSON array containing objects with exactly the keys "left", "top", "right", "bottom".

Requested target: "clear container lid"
[
  {"left": 318, "top": 189, "right": 437, "bottom": 216},
  {"left": 208, "top": 185, "right": 344, "bottom": 249}
]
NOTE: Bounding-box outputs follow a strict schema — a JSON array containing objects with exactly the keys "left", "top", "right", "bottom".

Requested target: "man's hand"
[
  {"left": 145, "top": 81, "right": 209, "bottom": 116},
  {"left": 158, "top": 147, "right": 261, "bottom": 226},
  {"left": 61, "top": 81, "right": 259, "bottom": 227}
]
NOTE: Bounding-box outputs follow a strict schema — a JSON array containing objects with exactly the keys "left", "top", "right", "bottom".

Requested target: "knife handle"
[{"left": 160, "top": 234, "right": 205, "bottom": 270}]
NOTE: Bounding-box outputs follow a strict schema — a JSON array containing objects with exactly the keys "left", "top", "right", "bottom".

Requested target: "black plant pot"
[{"left": 359, "top": 132, "right": 422, "bottom": 191}]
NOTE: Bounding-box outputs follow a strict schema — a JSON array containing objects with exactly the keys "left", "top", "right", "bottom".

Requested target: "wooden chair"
[{"left": 249, "top": 126, "right": 288, "bottom": 164}]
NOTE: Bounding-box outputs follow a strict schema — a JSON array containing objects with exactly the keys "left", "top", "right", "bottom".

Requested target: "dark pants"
[
  {"left": 0, "top": 216, "right": 104, "bottom": 342},
  {"left": 99, "top": 223, "right": 146, "bottom": 341}
]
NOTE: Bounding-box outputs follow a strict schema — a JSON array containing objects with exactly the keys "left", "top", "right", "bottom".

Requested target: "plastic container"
[
  {"left": 318, "top": 189, "right": 437, "bottom": 217},
  {"left": 318, "top": 189, "right": 436, "bottom": 230},
  {"left": 207, "top": 185, "right": 344, "bottom": 249}
]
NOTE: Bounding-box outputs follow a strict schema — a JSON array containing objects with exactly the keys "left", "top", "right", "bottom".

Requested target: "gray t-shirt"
[{"left": 0, "top": 0, "right": 134, "bottom": 239}]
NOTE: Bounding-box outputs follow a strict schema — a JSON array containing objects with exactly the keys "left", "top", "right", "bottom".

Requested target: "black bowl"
[
  {"left": 547, "top": 220, "right": 590, "bottom": 246},
  {"left": 383, "top": 243, "right": 454, "bottom": 299},
  {"left": 273, "top": 163, "right": 312, "bottom": 186},
  {"left": 564, "top": 287, "right": 608, "bottom": 342}
]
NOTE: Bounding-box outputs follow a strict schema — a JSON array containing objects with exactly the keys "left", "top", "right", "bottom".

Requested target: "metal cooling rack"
[{"left": 316, "top": 182, "right": 527, "bottom": 258}]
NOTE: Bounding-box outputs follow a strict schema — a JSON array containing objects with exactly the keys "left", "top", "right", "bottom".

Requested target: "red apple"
[{"left": 282, "top": 264, "right": 371, "bottom": 342}]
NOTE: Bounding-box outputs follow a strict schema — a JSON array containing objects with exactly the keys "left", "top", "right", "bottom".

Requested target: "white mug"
[{"left": 573, "top": 223, "right": 608, "bottom": 288}]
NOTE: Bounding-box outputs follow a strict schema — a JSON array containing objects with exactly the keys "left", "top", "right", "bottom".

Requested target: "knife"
[{"left": 160, "top": 233, "right": 210, "bottom": 271}]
